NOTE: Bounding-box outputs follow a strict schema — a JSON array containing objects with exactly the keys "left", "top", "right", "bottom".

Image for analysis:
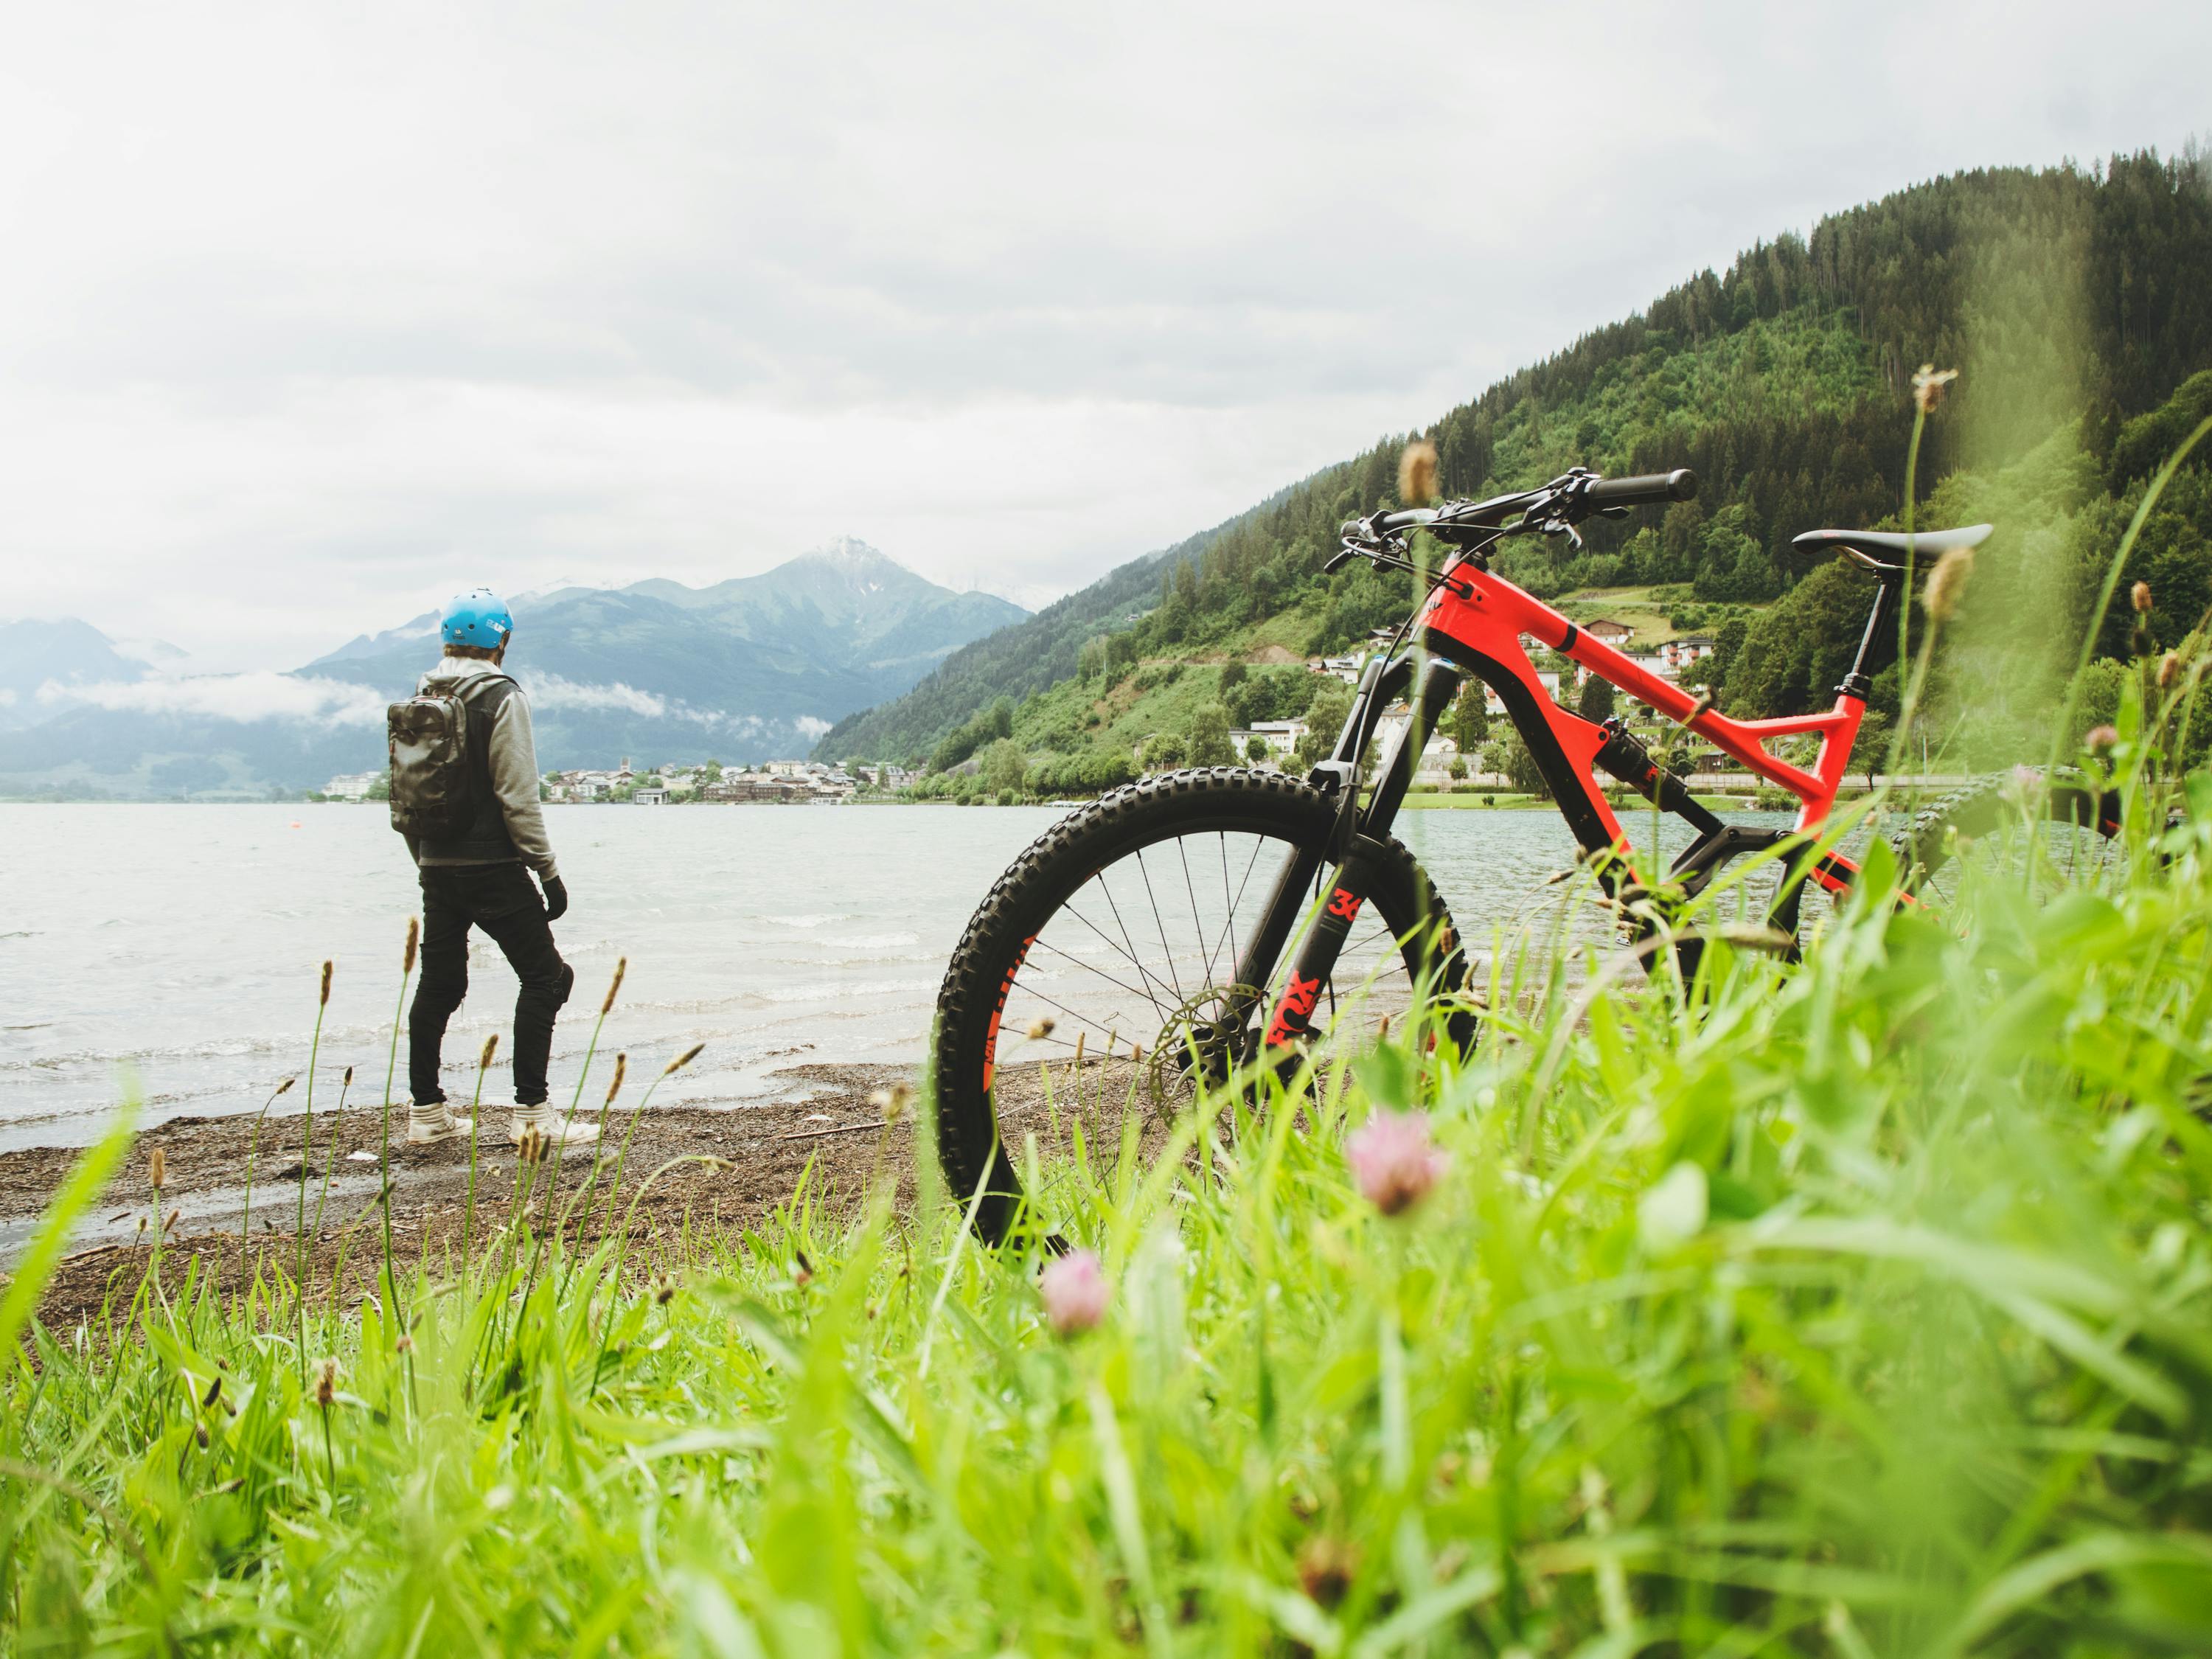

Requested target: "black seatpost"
[{"left": 1837, "top": 573, "right": 1902, "bottom": 700}]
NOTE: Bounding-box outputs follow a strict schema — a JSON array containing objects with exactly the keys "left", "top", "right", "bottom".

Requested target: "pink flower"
[
  {"left": 1346, "top": 1110, "right": 1447, "bottom": 1216},
  {"left": 2084, "top": 724, "right": 2120, "bottom": 754},
  {"left": 1039, "top": 1249, "right": 1109, "bottom": 1336}
]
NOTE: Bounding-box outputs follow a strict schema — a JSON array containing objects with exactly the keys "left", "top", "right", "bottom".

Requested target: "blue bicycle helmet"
[{"left": 441, "top": 588, "right": 514, "bottom": 650}]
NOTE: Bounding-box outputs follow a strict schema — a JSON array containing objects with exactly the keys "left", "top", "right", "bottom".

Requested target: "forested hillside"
[
  {"left": 810, "top": 504, "right": 1279, "bottom": 763},
  {"left": 821, "top": 150, "right": 2212, "bottom": 774}
]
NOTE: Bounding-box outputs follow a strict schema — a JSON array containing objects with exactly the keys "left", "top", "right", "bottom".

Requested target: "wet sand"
[{"left": 1, "top": 1057, "right": 1175, "bottom": 1329}]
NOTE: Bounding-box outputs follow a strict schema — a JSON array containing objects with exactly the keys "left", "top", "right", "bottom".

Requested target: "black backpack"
[{"left": 387, "top": 676, "right": 512, "bottom": 838}]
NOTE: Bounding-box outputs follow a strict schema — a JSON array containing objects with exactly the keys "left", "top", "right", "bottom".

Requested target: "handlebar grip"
[
  {"left": 1376, "top": 507, "right": 1436, "bottom": 532},
  {"left": 1584, "top": 469, "right": 1697, "bottom": 507}
]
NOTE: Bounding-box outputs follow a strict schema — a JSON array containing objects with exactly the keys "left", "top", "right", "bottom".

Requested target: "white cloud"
[
  {"left": 0, "top": 1, "right": 2205, "bottom": 667},
  {"left": 38, "top": 672, "right": 386, "bottom": 726},
  {"left": 516, "top": 675, "right": 809, "bottom": 738},
  {"left": 519, "top": 673, "right": 669, "bottom": 719}
]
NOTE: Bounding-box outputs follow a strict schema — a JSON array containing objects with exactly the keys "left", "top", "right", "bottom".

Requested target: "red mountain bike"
[{"left": 933, "top": 467, "right": 2121, "bottom": 1238}]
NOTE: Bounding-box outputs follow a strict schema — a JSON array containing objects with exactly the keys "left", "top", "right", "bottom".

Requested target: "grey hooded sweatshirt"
[{"left": 403, "top": 655, "right": 560, "bottom": 880}]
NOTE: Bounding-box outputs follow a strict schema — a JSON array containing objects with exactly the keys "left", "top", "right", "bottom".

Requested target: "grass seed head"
[
  {"left": 403, "top": 916, "right": 419, "bottom": 975},
  {"left": 605, "top": 1052, "right": 627, "bottom": 1105},
  {"left": 341, "top": 1064, "right": 354, "bottom": 1087},
  {"left": 315, "top": 1359, "right": 338, "bottom": 1408},
  {"left": 1397, "top": 439, "right": 1439, "bottom": 506},
  {"left": 664, "top": 1042, "right": 704, "bottom": 1077},
  {"left": 319, "top": 960, "right": 333, "bottom": 1007},
  {"left": 276, "top": 1076, "right": 295, "bottom": 1096},
  {"left": 2133, "top": 580, "right": 2154, "bottom": 614},
  {"left": 1925, "top": 546, "right": 1974, "bottom": 622},
  {"left": 479, "top": 1033, "right": 499, "bottom": 1069},
  {"left": 1026, "top": 1016, "right": 1055, "bottom": 1040},
  {"left": 148, "top": 1147, "right": 165, "bottom": 1189},
  {"left": 654, "top": 1274, "right": 678, "bottom": 1306},
  {"left": 1296, "top": 1537, "right": 1360, "bottom": 1610},
  {"left": 164, "top": 1208, "right": 179, "bottom": 1234},
  {"left": 866, "top": 1082, "right": 915, "bottom": 1124},
  {"left": 2085, "top": 724, "right": 2121, "bottom": 755},
  {"left": 601, "top": 957, "right": 627, "bottom": 1015},
  {"left": 2159, "top": 650, "right": 2180, "bottom": 688},
  {"left": 1911, "top": 363, "right": 1958, "bottom": 414},
  {"left": 202, "top": 1374, "right": 221, "bottom": 1408}
]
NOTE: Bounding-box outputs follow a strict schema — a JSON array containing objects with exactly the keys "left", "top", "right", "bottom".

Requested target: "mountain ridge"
[{"left": 0, "top": 540, "right": 1026, "bottom": 797}]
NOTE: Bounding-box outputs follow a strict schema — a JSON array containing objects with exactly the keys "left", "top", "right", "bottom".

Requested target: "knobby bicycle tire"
[
  {"left": 1889, "top": 768, "right": 2124, "bottom": 894},
  {"left": 932, "top": 767, "right": 1467, "bottom": 1243}
]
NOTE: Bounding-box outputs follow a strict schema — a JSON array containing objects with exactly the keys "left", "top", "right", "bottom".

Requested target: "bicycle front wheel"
[{"left": 932, "top": 768, "right": 1467, "bottom": 1242}]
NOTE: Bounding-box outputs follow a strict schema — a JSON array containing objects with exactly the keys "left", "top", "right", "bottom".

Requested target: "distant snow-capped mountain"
[{"left": 0, "top": 541, "right": 1029, "bottom": 798}]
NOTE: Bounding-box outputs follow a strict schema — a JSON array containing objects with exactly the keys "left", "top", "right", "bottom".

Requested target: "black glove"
[{"left": 541, "top": 875, "right": 569, "bottom": 921}]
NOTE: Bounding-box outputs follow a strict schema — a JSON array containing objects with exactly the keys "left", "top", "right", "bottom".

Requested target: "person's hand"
[{"left": 541, "top": 875, "right": 569, "bottom": 921}]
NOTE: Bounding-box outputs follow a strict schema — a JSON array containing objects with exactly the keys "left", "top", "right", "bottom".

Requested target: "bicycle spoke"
[
  {"left": 1025, "top": 933, "right": 1163, "bottom": 1009},
  {"left": 1133, "top": 848, "right": 1186, "bottom": 1004},
  {"left": 1002, "top": 983, "right": 1132, "bottom": 1050},
  {"left": 1176, "top": 836, "right": 1217, "bottom": 991},
  {"left": 1084, "top": 878, "right": 1179, "bottom": 1014},
  {"left": 1206, "top": 831, "right": 1268, "bottom": 990}
]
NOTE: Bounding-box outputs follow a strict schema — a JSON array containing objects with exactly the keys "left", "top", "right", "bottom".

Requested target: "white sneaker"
[
  {"left": 406, "top": 1100, "right": 473, "bottom": 1145},
  {"left": 509, "top": 1106, "right": 600, "bottom": 1148}
]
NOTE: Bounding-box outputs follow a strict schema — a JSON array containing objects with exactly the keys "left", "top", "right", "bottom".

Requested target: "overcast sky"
[{"left": 2, "top": 1, "right": 2206, "bottom": 671}]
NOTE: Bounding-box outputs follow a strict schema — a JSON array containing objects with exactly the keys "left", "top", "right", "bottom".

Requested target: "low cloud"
[
  {"left": 520, "top": 673, "right": 669, "bottom": 718},
  {"left": 37, "top": 672, "right": 386, "bottom": 726},
  {"left": 520, "top": 676, "right": 815, "bottom": 741}
]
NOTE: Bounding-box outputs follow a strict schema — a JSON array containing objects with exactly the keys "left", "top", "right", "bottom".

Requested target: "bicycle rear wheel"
[
  {"left": 933, "top": 768, "right": 1468, "bottom": 1242},
  {"left": 1891, "top": 769, "right": 2126, "bottom": 908}
]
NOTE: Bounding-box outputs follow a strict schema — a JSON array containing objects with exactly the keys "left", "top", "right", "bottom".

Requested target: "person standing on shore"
[{"left": 391, "top": 590, "right": 595, "bottom": 1148}]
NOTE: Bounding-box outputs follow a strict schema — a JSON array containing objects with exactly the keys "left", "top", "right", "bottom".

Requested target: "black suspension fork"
[
  {"left": 1247, "top": 658, "right": 1462, "bottom": 1053},
  {"left": 1221, "top": 657, "right": 1391, "bottom": 1029}
]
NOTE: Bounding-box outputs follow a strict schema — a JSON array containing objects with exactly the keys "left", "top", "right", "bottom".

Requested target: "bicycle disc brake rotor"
[{"left": 1141, "top": 981, "right": 1262, "bottom": 1121}]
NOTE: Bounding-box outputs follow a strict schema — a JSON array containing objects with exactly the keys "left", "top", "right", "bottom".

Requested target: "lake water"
[{"left": 0, "top": 800, "right": 1792, "bottom": 1150}]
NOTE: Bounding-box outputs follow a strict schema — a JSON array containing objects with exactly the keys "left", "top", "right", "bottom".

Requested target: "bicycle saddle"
[{"left": 1792, "top": 524, "right": 1992, "bottom": 574}]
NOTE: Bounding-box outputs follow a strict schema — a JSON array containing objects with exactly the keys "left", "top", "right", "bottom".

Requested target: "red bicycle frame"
[
  {"left": 1239, "top": 469, "right": 1909, "bottom": 1052},
  {"left": 1414, "top": 565, "right": 1865, "bottom": 894}
]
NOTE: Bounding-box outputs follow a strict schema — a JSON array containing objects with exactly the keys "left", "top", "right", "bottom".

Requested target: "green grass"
[
  {"left": 7, "top": 742, "right": 2212, "bottom": 1652},
  {"left": 11, "top": 409, "right": 2212, "bottom": 1654}
]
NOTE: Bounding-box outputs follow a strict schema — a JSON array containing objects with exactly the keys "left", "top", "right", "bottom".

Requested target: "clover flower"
[
  {"left": 1039, "top": 1249, "right": 1110, "bottom": 1336},
  {"left": 1346, "top": 1110, "right": 1447, "bottom": 1216}
]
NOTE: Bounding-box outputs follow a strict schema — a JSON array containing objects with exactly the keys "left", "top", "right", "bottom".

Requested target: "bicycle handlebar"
[
  {"left": 1374, "top": 508, "right": 1436, "bottom": 532},
  {"left": 1332, "top": 466, "right": 1699, "bottom": 571},
  {"left": 1579, "top": 469, "right": 1697, "bottom": 508}
]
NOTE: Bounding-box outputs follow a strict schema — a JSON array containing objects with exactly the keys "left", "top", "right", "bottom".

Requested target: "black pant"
[{"left": 410, "top": 864, "right": 574, "bottom": 1107}]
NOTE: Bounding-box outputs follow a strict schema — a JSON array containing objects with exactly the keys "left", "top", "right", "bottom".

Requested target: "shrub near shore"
[{"left": 4, "top": 745, "right": 2212, "bottom": 1649}]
